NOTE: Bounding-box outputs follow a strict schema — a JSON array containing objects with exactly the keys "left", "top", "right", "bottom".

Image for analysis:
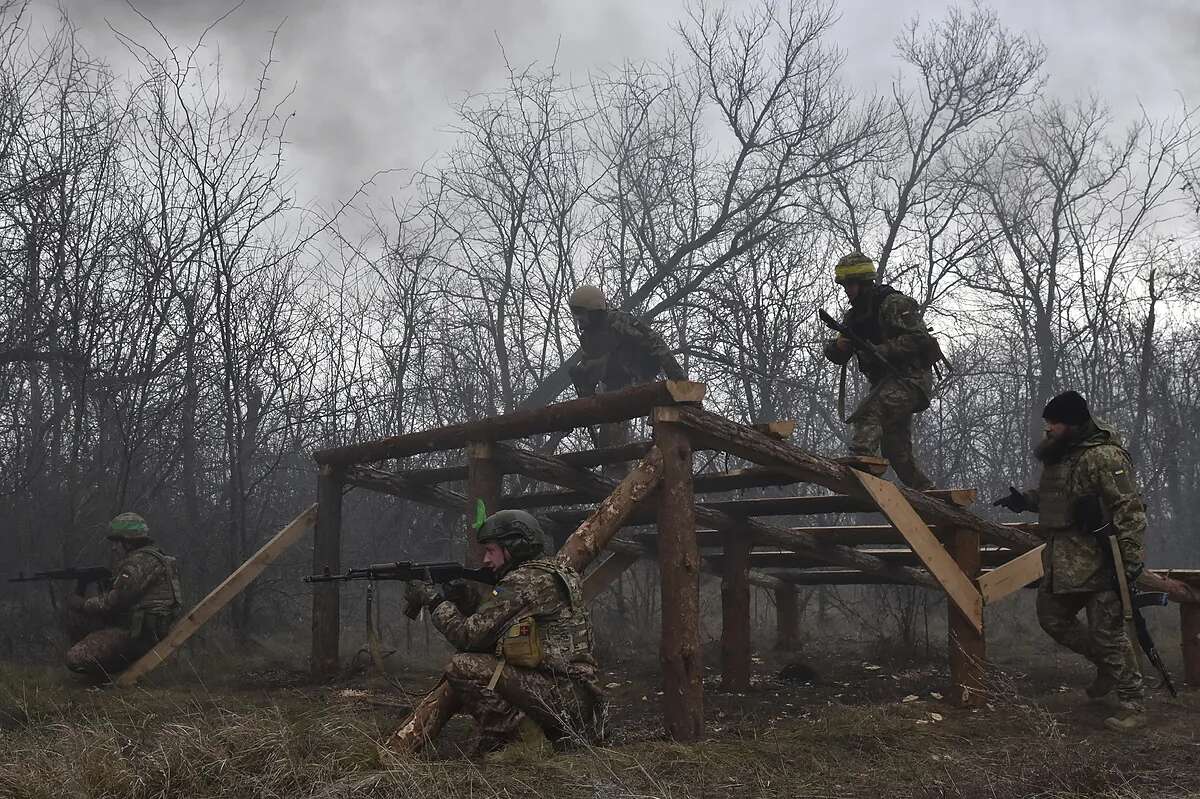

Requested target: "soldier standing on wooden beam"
[
  {"left": 821, "top": 252, "right": 941, "bottom": 490},
  {"left": 993, "top": 391, "right": 1148, "bottom": 731},
  {"left": 567, "top": 285, "right": 686, "bottom": 397}
]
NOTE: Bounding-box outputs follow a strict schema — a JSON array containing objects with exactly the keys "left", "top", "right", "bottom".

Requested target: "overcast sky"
[{"left": 40, "top": 0, "right": 1200, "bottom": 216}]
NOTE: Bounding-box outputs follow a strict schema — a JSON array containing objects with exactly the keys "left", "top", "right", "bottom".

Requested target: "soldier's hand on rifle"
[
  {"left": 834, "top": 336, "right": 853, "bottom": 353},
  {"left": 404, "top": 580, "right": 441, "bottom": 612},
  {"left": 443, "top": 578, "right": 480, "bottom": 615},
  {"left": 991, "top": 486, "right": 1027, "bottom": 513}
]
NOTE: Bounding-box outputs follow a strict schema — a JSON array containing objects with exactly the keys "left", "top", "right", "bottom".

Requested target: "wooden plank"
[
  {"left": 752, "top": 420, "right": 796, "bottom": 440},
  {"left": 978, "top": 545, "right": 1046, "bottom": 605},
  {"left": 556, "top": 448, "right": 663, "bottom": 573},
  {"left": 117, "top": 505, "right": 319, "bottom": 687},
  {"left": 314, "top": 381, "right": 704, "bottom": 465},
  {"left": 853, "top": 471, "right": 983, "bottom": 633},
  {"left": 582, "top": 551, "right": 642, "bottom": 602}
]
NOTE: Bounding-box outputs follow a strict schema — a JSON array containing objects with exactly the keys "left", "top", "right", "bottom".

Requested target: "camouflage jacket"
[
  {"left": 82, "top": 546, "right": 181, "bottom": 624},
  {"left": 1020, "top": 421, "right": 1146, "bottom": 593},
  {"left": 571, "top": 309, "right": 686, "bottom": 395},
  {"left": 430, "top": 558, "right": 596, "bottom": 675},
  {"left": 823, "top": 285, "right": 934, "bottom": 384}
]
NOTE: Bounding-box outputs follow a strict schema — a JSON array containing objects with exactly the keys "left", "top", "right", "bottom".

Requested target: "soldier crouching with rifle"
[
  {"left": 387, "top": 510, "right": 602, "bottom": 757},
  {"left": 993, "top": 391, "right": 1149, "bottom": 731},
  {"left": 62, "top": 513, "right": 182, "bottom": 679}
]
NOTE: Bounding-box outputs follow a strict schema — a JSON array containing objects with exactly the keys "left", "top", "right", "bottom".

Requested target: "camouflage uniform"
[
  {"left": 66, "top": 545, "right": 181, "bottom": 677},
  {"left": 389, "top": 558, "right": 601, "bottom": 754},
  {"left": 570, "top": 309, "right": 686, "bottom": 396},
  {"left": 824, "top": 285, "right": 935, "bottom": 489},
  {"left": 1016, "top": 421, "right": 1145, "bottom": 702}
]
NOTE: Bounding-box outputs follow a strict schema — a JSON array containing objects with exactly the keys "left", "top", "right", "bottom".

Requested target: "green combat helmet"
[
  {"left": 107, "top": 512, "right": 152, "bottom": 544},
  {"left": 568, "top": 285, "right": 608, "bottom": 313},
  {"left": 834, "top": 252, "right": 877, "bottom": 284},
  {"left": 477, "top": 509, "right": 546, "bottom": 570}
]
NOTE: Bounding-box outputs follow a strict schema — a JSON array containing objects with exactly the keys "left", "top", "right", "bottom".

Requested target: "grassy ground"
[{"left": 2, "top": 643, "right": 1197, "bottom": 799}]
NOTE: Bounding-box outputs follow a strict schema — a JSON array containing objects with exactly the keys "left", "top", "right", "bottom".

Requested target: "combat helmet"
[
  {"left": 107, "top": 512, "right": 152, "bottom": 544},
  {"left": 568, "top": 285, "right": 608, "bottom": 313},
  {"left": 834, "top": 252, "right": 877, "bottom": 285},
  {"left": 476, "top": 509, "right": 546, "bottom": 569}
]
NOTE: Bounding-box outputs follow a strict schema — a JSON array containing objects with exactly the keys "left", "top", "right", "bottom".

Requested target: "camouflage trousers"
[
  {"left": 388, "top": 653, "right": 602, "bottom": 755},
  {"left": 1036, "top": 588, "right": 1143, "bottom": 702},
  {"left": 848, "top": 377, "right": 933, "bottom": 490},
  {"left": 62, "top": 607, "right": 162, "bottom": 678}
]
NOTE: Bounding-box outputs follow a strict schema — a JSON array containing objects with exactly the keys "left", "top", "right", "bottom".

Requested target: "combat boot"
[
  {"left": 1085, "top": 671, "right": 1116, "bottom": 700},
  {"left": 1103, "top": 701, "right": 1146, "bottom": 732}
]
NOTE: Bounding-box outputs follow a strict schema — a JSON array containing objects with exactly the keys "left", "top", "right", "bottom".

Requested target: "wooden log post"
[
  {"left": 775, "top": 586, "right": 800, "bottom": 651},
  {"left": 311, "top": 465, "right": 344, "bottom": 678},
  {"left": 949, "top": 527, "right": 986, "bottom": 706},
  {"left": 466, "top": 442, "right": 502, "bottom": 567},
  {"left": 654, "top": 408, "right": 703, "bottom": 741},
  {"left": 1183, "top": 601, "right": 1200, "bottom": 688},
  {"left": 721, "top": 527, "right": 752, "bottom": 691}
]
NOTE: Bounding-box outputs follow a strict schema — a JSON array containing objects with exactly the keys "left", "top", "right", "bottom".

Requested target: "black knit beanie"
[{"left": 1042, "top": 390, "right": 1091, "bottom": 426}]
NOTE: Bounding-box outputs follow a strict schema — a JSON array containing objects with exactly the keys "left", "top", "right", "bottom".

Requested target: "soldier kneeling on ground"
[
  {"left": 389, "top": 510, "right": 603, "bottom": 757},
  {"left": 64, "top": 513, "right": 182, "bottom": 679}
]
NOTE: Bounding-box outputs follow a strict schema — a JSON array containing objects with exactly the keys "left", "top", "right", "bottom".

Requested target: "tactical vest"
[
  {"left": 1036, "top": 455, "right": 1079, "bottom": 532},
  {"left": 498, "top": 558, "right": 594, "bottom": 670},
  {"left": 126, "top": 547, "right": 182, "bottom": 639},
  {"left": 1036, "top": 437, "right": 1129, "bottom": 532},
  {"left": 845, "top": 284, "right": 900, "bottom": 345}
]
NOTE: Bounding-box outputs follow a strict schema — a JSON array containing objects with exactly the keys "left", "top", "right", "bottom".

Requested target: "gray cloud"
[{"left": 40, "top": 0, "right": 1200, "bottom": 213}]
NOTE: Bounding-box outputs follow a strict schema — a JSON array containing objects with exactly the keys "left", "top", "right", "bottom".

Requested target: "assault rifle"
[
  {"left": 818, "top": 309, "right": 930, "bottom": 421},
  {"left": 10, "top": 566, "right": 113, "bottom": 593},
  {"left": 1076, "top": 496, "right": 1178, "bottom": 697},
  {"left": 818, "top": 309, "right": 905, "bottom": 381},
  {"left": 304, "top": 561, "right": 495, "bottom": 619}
]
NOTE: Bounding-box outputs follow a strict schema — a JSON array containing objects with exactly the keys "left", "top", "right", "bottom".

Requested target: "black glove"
[
  {"left": 403, "top": 580, "right": 441, "bottom": 613},
  {"left": 991, "top": 486, "right": 1027, "bottom": 513},
  {"left": 442, "top": 578, "right": 480, "bottom": 615}
]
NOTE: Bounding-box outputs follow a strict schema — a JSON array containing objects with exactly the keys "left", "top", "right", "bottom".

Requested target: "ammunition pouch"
[
  {"left": 499, "top": 615, "right": 543, "bottom": 669},
  {"left": 1073, "top": 495, "right": 1105, "bottom": 536}
]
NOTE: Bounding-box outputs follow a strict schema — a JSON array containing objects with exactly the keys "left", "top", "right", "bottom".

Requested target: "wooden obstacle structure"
[{"left": 310, "top": 380, "right": 1200, "bottom": 741}]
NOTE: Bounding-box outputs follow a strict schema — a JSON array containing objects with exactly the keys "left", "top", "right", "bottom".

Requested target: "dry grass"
[{"left": 1, "top": 662, "right": 1198, "bottom": 799}]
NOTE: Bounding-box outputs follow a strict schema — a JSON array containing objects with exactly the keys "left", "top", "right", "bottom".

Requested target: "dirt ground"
[{"left": 2, "top": 635, "right": 1196, "bottom": 799}]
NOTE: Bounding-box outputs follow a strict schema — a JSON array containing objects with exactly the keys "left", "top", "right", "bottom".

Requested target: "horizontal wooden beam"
[
  {"left": 671, "top": 406, "right": 1037, "bottom": 551},
  {"left": 498, "top": 443, "right": 936, "bottom": 588},
  {"left": 396, "top": 442, "right": 656, "bottom": 486},
  {"left": 701, "top": 547, "right": 1012, "bottom": 571},
  {"left": 582, "top": 538, "right": 787, "bottom": 597},
  {"left": 313, "top": 381, "right": 703, "bottom": 466},
  {"left": 344, "top": 466, "right": 467, "bottom": 511}
]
